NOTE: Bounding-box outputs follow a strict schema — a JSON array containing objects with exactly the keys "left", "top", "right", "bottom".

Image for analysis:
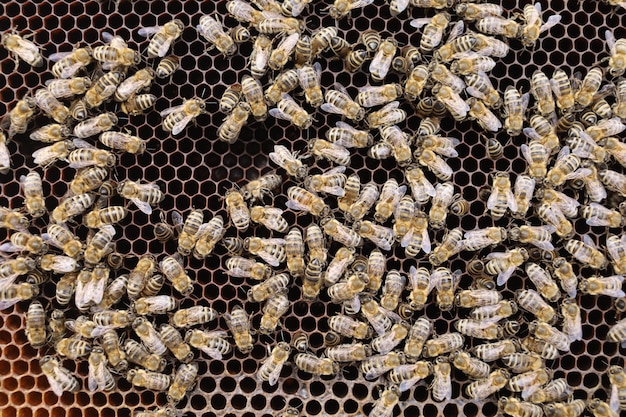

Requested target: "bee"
[
  {"left": 600, "top": 169, "right": 626, "bottom": 197},
  {"left": 0, "top": 277, "right": 39, "bottom": 310},
  {"left": 225, "top": 305, "right": 254, "bottom": 354},
  {"left": 67, "top": 145, "right": 116, "bottom": 172},
  {"left": 367, "top": 101, "right": 407, "bottom": 129},
  {"left": 219, "top": 84, "right": 243, "bottom": 114},
  {"left": 32, "top": 88, "right": 69, "bottom": 124},
  {"left": 267, "top": 32, "right": 299, "bottom": 71},
  {"left": 516, "top": 289, "right": 557, "bottom": 323},
  {"left": 132, "top": 317, "right": 167, "bottom": 356},
  {"left": 498, "top": 398, "right": 544, "bottom": 417},
  {"left": 133, "top": 295, "right": 176, "bottom": 316},
  {"left": 587, "top": 117, "right": 626, "bottom": 142},
  {"left": 302, "top": 257, "right": 324, "bottom": 301},
  {"left": 428, "top": 64, "right": 465, "bottom": 95},
  {"left": 244, "top": 236, "right": 286, "bottom": 267},
  {"left": 360, "top": 298, "right": 395, "bottom": 337},
  {"left": 141, "top": 273, "right": 165, "bottom": 299},
  {"left": 359, "top": 351, "right": 405, "bottom": 380},
  {"left": 574, "top": 67, "right": 606, "bottom": 108},
  {"left": 485, "top": 248, "right": 529, "bottom": 286},
  {"left": 243, "top": 74, "right": 269, "bottom": 120},
  {"left": 529, "top": 321, "right": 570, "bottom": 352},
  {"left": 524, "top": 71, "right": 555, "bottom": 117},
  {"left": 609, "top": 316, "right": 626, "bottom": 347},
  {"left": 401, "top": 64, "right": 429, "bottom": 102},
  {"left": 470, "top": 339, "right": 517, "bottom": 363},
  {"left": 380, "top": 125, "right": 412, "bottom": 167},
  {"left": 580, "top": 275, "right": 625, "bottom": 298},
  {"left": 153, "top": 54, "right": 180, "bottom": 79},
  {"left": 526, "top": 263, "right": 560, "bottom": 302},
  {"left": 462, "top": 227, "right": 506, "bottom": 252},
  {"left": 226, "top": 256, "right": 272, "bottom": 281},
  {"left": 0, "top": 231, "right": 48, "bottom": 256},
  {"left": 305, "top": 167, "right": 347, "bottom": 199},
  {"left": 197, "top": 15, "right": 236, "bottom": 56},
  {"left": 68, "top": 166, "right": 108, "bottom": 196},
  {"left": 114, "top": 68, "right": 156, "bottom": 103},
  {"left": 247, "top": 273, "right": 289, "bottom": 303},
  {"left": 292, "top": 34, "right": 312, "bottom": 67},
  {"left": 85, "top": 205, "right": 128, "bottom": 230},
  {"left": 369, "top": 384, "right": 401, "bottom": 417},
  {"left": 118, "top": 180, "right": 163, "bottom": 215},
  {"left": 255, "top": 16, "right": 303, "bottom": 36},
  {"left": 398, "top": 317, "right": 431, "bottom": 362},
  {"left": 286, "top": 186, "right": 330, "bottom": 217},
  {"left": 486, "top": 171, "right": 516, "bottom": 220},
  {"left": 422, "top": 332, "right": 464, "bottom": 358},
  {"left": 94, "top": 33, "right": 141, "bottom": 69},
  {"left": 354, "top": 221, "right": 394, "bottom": 251},
  {"left": 193, "top": 216, "right": 226, "bottom": 260},
  {"left": 50, "top": 46, "right": 92, "bottom": 78},
  {"left": 184, "top": 329, "right": 230, "bottom": 360},
  {"left": 476, "top": 15, "right": 520, "bottom": 38},
  {"left": 99, "top": 131, "right": 148, "bottom": 155},
  {"left": 161, "top": 97, "right": 206, "bottom": 136},
  {"left": 450, "top": 350, "right": 490, "bottom": 380},
  {"left": 86, "top": 348, "right": 115, "bottom": 392},
  {"left": 24, "top": 301, "right": 46, "bottom": 349},
  {"left": 161, "top": 255, "right": 194, "bottom": 296},
  {"left": 424, "top": 356, "right": 452, "bottom": 402},
  {"left": 39, "top": 253, "right": 81, "bottom": 274},
  {"left": 124, "top": 339, "right": 166, "bottom": 372},
  {"left": 83, "top": 71, "right": 125, "bottom": 109},
  {"left": 294, "top": 353, "right": 338, "bottom": 377},
  {"left": 328, "top": 0, "right": 375, "bottom": 19},
  {"left": 456, "top": 3, "right": 503, "bottom": 20},
  {"left": 520, "top": 2, "right": 562, "bottom": 47},
  {"left": 126, "top": 369, "right": 171, "bottom": 391},
  {"left": 603, "top": 137, "right": 626, "bottom": 168},
  {"left": 466, "top": 72, "right": 502, "bottom": 109},
  {"left": 5, "top": 97, "right": 36, "bottom": 138},
  {"left": 543, "top": 400, "right": 587, "bottom": 417},
  {"left": 40, "top": 356, "right": 80, "bottom": 396},
  {"left": 325, "top": 247, "right": 356, "bottom": 285},
  {"left": 259, "top": 292, "right": 290, "bottom": 334},
  {"left": 1, "top": 30, "right": 43, "bottom": 67},
  {"left": 466, "top": 97, "right": 501, "bottom": 131},
  {"left": 427, "top": 182, "right": 454, "bottom": 229},
  {"left": 269, "top": 145, "right": 308, "bottom": 180},
  {"left": 137, "top": 19, "right": 184, "bottom": 59},
  {"left": 587, "top": 399, "right": 619, "bottom": 417},
  {"left": 455, "top": 318, "right": 503, "bottom": 340},
  {"left": 613, "top": 79, "right": 626, "bottom": 119},
  {"left": 96, "top": 330, "right": 126, "bottom": 373},
  {"left": 323, "top": 88, "right": 366, "bottom": 122},
  {"left": 581, "top": 203, "right": 623, "bottom": 228},
  {"left": 324, "top": 342, "right": 371, "bottom": 363},
  {"left": 257, "top": 342, "right": 291, "bottom": 386},
  {"left": 511, "top": 175, "right": 536, "bottom": 219},
  {"left": 226, "top": 0, "right": 265, "bottom": 24},
  {"left": 47, "top": 309, "right": 66, "bottom": 347},
  {"left": 329, "top": 35, "right": 351, "bottom": 59},
  {"left": 45, "top": 77, "right": 91, "bottom": 100},
  {"left": 430, "top": 227, "right": 464, "bottom": 266},
  {"left": 605, "top": 30, "right": 626, "bottom": 77},
  {"left": 607, "top": 234, "right": 626, "bottom": 275},
  {"left": 410, "top": 12, "right": 450, "bottom": 53},
  {"left": 266, "top": 73, "right": 300, "bottom": 110},
  {"left": 216, "top": 102, "right": 250, "bottom": 144},
  {"left": 282, "top": 228, "right": 305, "bottom": 279},
  {"left": 29, "top": 123, "right": 71, "bottom": 145},
  {"left": 431, "top": 84, "right": 469, "bottom": 121},
  {"left": 248, "top": 34, "right": 272, "bottom": 78},
  {"left": 558, "top": 298, "right": 583, "bottom": 343},
  {"left": 54, "top": 273, "right": 77, "bottom": 307},
  {"left": 84, "top": 225, "right": 116, "bottom": 266},
  {"left": 564, "top": 236, "right": 607, "bottom": 270},
  {"left": 608, "top": 366, "right": 626, "bottom": 412},
  {"left": 170, "top": 306, "right": 218, "bottom": 329},
  {"left": 547, "top": 69, "right": 576, "bottom": 114},
  {"left": 546, "top": 257, "right": 577, "bottom": 300},
  {"left": 160, "top": 324, "right": 193, "bottom": 363},
  {"left": 536, "top": 203, "right": 573, "bottom": 239},
  {"left": 455, "top": 289, "right": 502, "bottom": 308},
  {"left": 328, "top": 314, "right": 372, "bottom": 340},
  {"left": 344, "top": 182, "right": 378, "bottom": 223},
  {"left": 403, "top": 167, "right": 435, "bottom": 206},
  {"left": 328, "top": 272, "right": 368, "bottom": 306},
  {"left": 431, "top": 267, "right": 460, "bottom": 312},
  {"left": 369, "top": 322, "right": 409, "bottom": 355},
  {"left": 126, "top": 255, "right": 157, "bottom": 299},
  {"left": 56, "top": 337, "right": 92, "bottom": 360},
  {"left": 168, "top": 363, "right": 199, "bottom": 404},
  {"left": 526, "top": 378, "right": 572, "bottom": 404},
  {"left": 171, "top": 209, "right": 203, "bottom": 257},
  {"left": 466, "top": 369, "right": 510, "bottom": 400}
]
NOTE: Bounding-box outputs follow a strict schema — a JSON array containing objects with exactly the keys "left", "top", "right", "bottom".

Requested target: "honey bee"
[
  {"left": 227, "top": 0, "right": 265, "bottom": 24},
  {"left": 600, "top": 169, "right": 626, "bottom": 197},
  {"left": 304, "top": 168, "right": 346, "bottom": 199},
  {"left": 126, "top": 255, "right": 157, "bottom": 300},
  {"left": 528, "top": 321, "right": 570, "bottom": 352},
  {"left": 293, "top": 353, "right": 339, "bottom": 378},
  {"left": 429, "top": 227, "right": 464, "bottom": 266},
  {"left": 260, "top": 292, "right": 290, "bottom": 334},
  {"left": 465, "top": 72, "right": 502, "bottom": 109},
  {"left": 160, "top": 324, "right": 194, "bottom": 363},
  {"left": 167, "top": 362, "right": 197, "bottom": 404},
  {"left": 426, "top": 357, "right": 452, "bottom": 402},
  {"left": 516, "top": 289, "right": 557, "bottom": 323},
  {"left": 476, "top": 14, "right": 520, "bottom": 38},
  {"left": 587, "top": 117, "right": 626, "bottom": 143},
  {"left": 286, "top": 186, "right": 330, "bottom": 217},
  {"left": 485, "top": 248, "right": 529, "bottom": 286},
  {"left": 193, "top": 216, "right": 226, "bottom": 260},
  {"left": 510, "top": 175, "right": 536, "bottom": 219},
  {"left": 248, "top": 34, "right": 272, "bottom": 78},
  {"left": 50, "top": 46, "right": 92, "bottom": 78},
  {"left": 526, "top": 263, "right": 561, "bottom": 301},
  {"left": 220, "top": 84, "right": 243, "bottom": 114},
  {"left": 239, "top": 174, "right": 280, "bottom": 204},
  {"left": 124, "top": 339, "right": 166, "bottom": 372},
  {"left": 170, "top": 306, "right": 218, "bottom": 329},
  {"left": 68, "top": 166, "right": 108, "bottom": 196},
  {"left": 244, "top": 236, "right": 286, "bottom": 267},
  {"left": 455, "top": 318, "right": 503, "bottom": 340},
  {"left": 31, "top": 140, "right": 73, "bottom": 168},
  {"left": 370, "top": 322, "right": 409, "bottom": 355},
  {"left": 470, "top": 339, "right": 518, "bottom": 363},
  {"left": 519, "top": 2, "right": 562, "bottom": 47},
  {"left": 86, "top": 347, "right": 115, "bottom": 392},
  {"left": 466, "top": 369, "right": 510, "bottom": 400},
  {"left": 240, "top": 75, "right": 267, "bottom": 121},
  {"left": 367, "top": 101, "right": 407, "bottom": 128},
  {"left": 5, "top": 97, "right": 37, "bottom": 138},
  {"left": 536, "top": 203, "right": 573, "bottom": 239},
  {"left": 98, "top": 329, "right": 126, "bottom": 373},
  {"left": 432, "top": 83, "right": 469, "bottom": 121},
  {"left": 428, "top": 182, "right": 455, "bottom": 229},
  {"left": 269, "top": 145, "right": 308, "bottom": 180},
  {"left": 137, "top": 19, "right": 184, "bottom": 59},
  {"left": 324, "top": 248, "right": 355, "bottom": 285},
  {"left": 328, "top": 272, "right": 368, "bottom": 306},
  {"left": 132, "top": 316, "right": 167, "bottom": 356},
  {"left": 153, "top": 55, "right": 179, "bottom": 79},
  {"left": 161, "top": 97, "right": 206, "bottom": 136},
  {"left": 40, "top": 356, "right": 80, "bottom": 396},
  {"left": 161, "top": 255, "right": 194, "bottom": 295},
  {"left": 466, "top": 97, "right": 501, "bottom": 131},
  {"left": 581, "top": 203, "right": 623, "bottom": 228},
  {"left": 378, "top": 125, "right": 411, "bottom": 167},
  {"left": 39, "top": 252, "right": 81, "bottom": 273},
  {"left": 45, "top": 77, "right": 91, "bottom": 100},
  {"left": 94, "top": 33, "right": 141, "bottom": 69},
  {"left": 498, "top": 397, "right": 544, "bottom": 417},
  {"left": 224, "top": 189, "right": 251, "bottom": 233},
  {"left": 366, "top": 37, "right": 396, "bottom": 82},
  {"left": 283, "top": 229, "right": 305, "bottom": 279},
  {"left": 184, "top": 329, "right": 230, "bottom": 360},
  {"left": 0, "top": 231, "right": 48, "bottom": 257},
  {"left": 76, "top": 266, "right": 110, "bottom": 311},
  {"left": 580, "top": 274, "right": 625, "bottom": 298},
  {"left": 557, "top": 298, "right": 583, "bottom": 343},
  {"left": 56, "top": 337, "right": 92, "bottom": 359},
  {"left": 47, "top": 309, "right": 66, "bottom": 348},
  {"left": 118, "top": 180, "right": 163, "bottom": 215},
  {"left": 217, "top": 102, "right": 250, "bottom": 144},
  {"left": 526, "top": 378, "right": 572, "bottom": 404},
  {"left": 24, "top": 300, "right": 46, "bottom": 349},
  {"left": 0, "top": 277, "right": 39, "bottom": 310},
  {"left": 83, "top": 71, "right": 125, "bottom": 109},
  {"left": 271, "top": 94, "right": 313, "bottom": 130},
  {"left": 449, "top": 350, "right": 490, "bottom": 380},
  {"left": 133, "top": 295, "right": 176, "bottom": 316},
  {"left": 328, "top": 315, "right": 372, "bottom": 340},
  {"left": 573, "top": 67, "right": 606, "bottom": 108},
  {"left": 197, "top": 15, "right": 236, "bottom": 56},
  {"left": 462, "top": 227, "right": 506, "bottom": 252},
  {"left": 1, "top": 30, "right": 43, "bottom": 67},
  {"left": 486, "top": 171, "right": 516, "bottom": 220},
  {"left": 401, "top": 64, "right": 429, "bottom": 102},
  {"left": 354, "top": 221, "right": 394, "bottom": 251},
  {"left": 225, "top": 305, "right": 254, "bottom": 354},
  {"left": 605, "top": 30, "right": 626, "bottom": 77},
  {"left": 322, "top": 88, "right": 365, "bottom": 122},
  {"left": 85, "top": 206, "right": 128, "bottom": 229},
  {"left": 267, "top": 32, "right": 299, "bottom": 71},
  {"left": 126, "top": 369, "right": 171, "bottom": 391},
  {"left": 54, "top": 273, "right": 76, "bottom": 307},
  {"left": 421, "top": 332, "right": 463, "bottom": 358},
  {"left": 247, "top": 273, "right": 289, "bottom": 303},
  {"left": 602, "top": 137, "right": 626, "bottom": 168},
  {"left": 0, "top": 132, "right": 8, "bottom": 174},
  {"left": 402, "top": 167, "right": 434, "bottom": 206},
  {"left": 360, "top": 352, "right": 405, "bottom": 382},
  {"left": 257, "top": 342, "right": 291, "bottom": 386},
  {"left": 410, "top": 12, "right": 450, "bottom": 52},
  {"left": 225, "top": 256, "right": 272, "bottom": 281},
  {"left": 564, "top": 236, "right": 607, "bottom": 269},
  {"left": 84, "top": 225, "right": 116, "bottom": 266}
]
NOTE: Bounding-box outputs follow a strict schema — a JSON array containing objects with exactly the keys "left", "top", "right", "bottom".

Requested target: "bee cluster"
[{"left": 1, "top": 0, "right": 626, "bottom": 417}]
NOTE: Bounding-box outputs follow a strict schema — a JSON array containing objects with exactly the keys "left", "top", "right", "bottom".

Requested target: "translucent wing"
[
  {"left": 0, "top": 276, "right": 18, "bottom": 291},
  {"left": 138, "top": 26, "right": 162, "bottom": 37},
  {"left": 0, "top": 242, "right": 23, "bottom": 252},
  {"left": 268, "top": 108, "right": 292, "bottom": 121},
  {"left": 171, "top": 115, "right": 194, "bottom": 136},
  {"left": 0, "top": 297, "right": 20, "bottom": 310},
  {"left": 267, "top": 362, "right": 283, "bottom": 386},
  {"left": 410, "top": 18, "right": 432, "bottom": 29},
  {"left": 506, "top": 190, "right": 518, "bottom": 212},
  {"left": 611, "top": 384, "right": 620, "bottom": 412},
  {"left": 87, "top": 362, "right": 98, "bottom": 391},
  {"left": 49, "top": 256, "right": 79, "bottom": 273},
  {"left": 320, "top": 102, "right": 345, "bottom": 115},
  {"left": 486, "top": 188, "right": 500, "bottom": 210},
  {"left": 159, "top": 104, "right": 185, "bottom": 117},
  {"left": 540, "top": 15, "right": 561, "bottom": 33},
  {"left": 496, "top": 266, "right": 516, "bottom": 286},
  {"left": 522, "top": 127, "right": 542, "bottom": 141},
  {"left": 582, "top": 234, "right": 597, "bottom": 248},
  {"left": 49, "top": 51, "right": 72, "bottom": 62},
  {"left": 73, "top": 138, "right": 97, "bottom": 149},
  {"left": 528, "top": 238, "right": 554, "bottom": 251},
  {"left": 130, "top": 198, "right": 153, "bottom": 215},
  {"left": 200, "top": 346, "right": 223, "bottom": 360},
  {"left": 48, "top": 368, "right": 68, "bottom": 396},
  {"left": 421, "top": 228, "right": 431, "bottom": 254},
  {"left": 447, "top": 20, "right": 464, "bottom": 42}
]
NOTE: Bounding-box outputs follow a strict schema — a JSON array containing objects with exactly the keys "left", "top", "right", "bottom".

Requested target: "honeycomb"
[{"left": 1, "top": 0, "right": 626, "bottom": 416}]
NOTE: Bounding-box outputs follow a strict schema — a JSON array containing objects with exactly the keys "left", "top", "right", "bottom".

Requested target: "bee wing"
[
  {"left": 266, "top": 362, "right": 283, "bottom": 386},
  {"left": 540, "top": 14, "right": 561, "bottom": 33},
  {"left": 313, "top": 61, "right": 322, "bottom": 83},
  {"left": 256, "top": 250, "right": 281, "bottom": 267},
  {"left": 350, "top": 0, "right": 374, "bottom": 9},
  {"left": 380, "top": 101, "right": 400, "bottom": 112},
  {"left": 335, "top": 121, "right": 358, "bottom": 133},
  {"left": 447, "top": 20, "right": 464, "bottom": 42},
  {"left": 528, "top": 239, "right": 555, "bottom": 251},
  {"left": 0, "top": 297, "right": 20, "bottom": 310},
  {"left": 73, "top": 138, "right": 96, "bottom": 150},
  {"left": 159, "top": 104, "right": 185, "bottom": 117},
  {"left": 51, "top": 256, "right": 79, "bottom": 273},
  {"left": 252, "top": 44, "right": 270, "bottom": 71},
  {"left": 41, "top": 232, "right": 64, "bottom": 251},
  {"left": 0, "top": 141, "right": 9, "bottom": 170},
  {"left": 32, "top": 146, "right": 59, "bottom": 166},
  {"left": 48, "top": 368, "right": 70, "bottom": 396},
  {"left": 87, "top": 362, "right": 98, "bottom": 391},
  {"left": 585, "top": 217, "right": 609, "bottom": 227},
  {"left": 320, "top": 102, "right": 346, "bottom": 115},
  {"left": 90, "top": 276, "right": 107, "bottom": 305},
  {"left": 564, "top": 168, "right": 592, "bottom": 181},
  {"left": 486, "top": 188, "right": 500, "bottom": 210},
  {"left": 410, "top": 18, "right": 432, "bottom": 29},
  {"left": 421, "top": 228, "right": 431, "bottom": 254},
  {"left": 0, "top": 242, "right": 24, "bottom": 252},
  {"left": 496, "top": 266, "right": 516, "bottom": 286},
  {"left": 611, "top": 384, "right": 620, "bottom": 412},
  {"left": 137, "top": 26, "right": 162, "bottom": 37},
  {"left": 171, "top": 115, "right": 194, "bottom": 136},
  {"left": 521, "top": 385, "right": 541, "bottom": 400},
  {"left": 399, "top": 375, "right": 421, "bottom": 392},
  {"left": 506, "top": 189, "right": 518, "bottom": 212},
  {"left": 130, "top": 198, "right": 154, "bottom": 215},
  {"left": 0, "top": 275, "right": 18, "bottom": 291},
  {"left": 226, "top": 267, "right": 252, "bottom": 278},
  {"left": 268, "top": 108, "right": 293, "bottom": 121},
  {"left": 49, "top": 51, "right": 73, "bottom": 62},
  {"left": 201, "top": 346, "right": 224, "bottom": 360},
  {"left": 522, "top": 127, "right": 542, "bottom": 142},
  {"left": 368, "top": 235, "right": 392, "bottom": 251},
  {"left": 90, "top": 325, "right": 114, "bottom": 338}
]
